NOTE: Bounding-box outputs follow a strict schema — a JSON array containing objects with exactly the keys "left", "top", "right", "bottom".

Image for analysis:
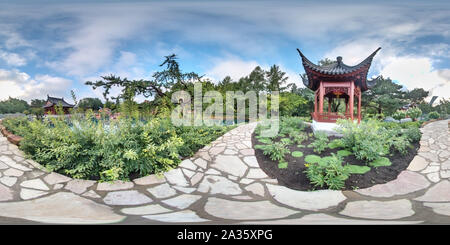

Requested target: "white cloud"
[
  {"left": 206, "top": 57, "right": 262, "bottom": 82},
  {"left": 0, "top": 69, "right": 72, "bottom": 102},
  {"left": 0, "top": 50, "right": 27, "bottom": 66},
  {"left": 380, "top": 57, "right": 450, "bottom": 100}
]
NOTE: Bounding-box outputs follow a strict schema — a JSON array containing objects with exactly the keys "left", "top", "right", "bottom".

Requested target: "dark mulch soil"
[{"left": 252, "top": 127, "right": 420, "bottom": 191}]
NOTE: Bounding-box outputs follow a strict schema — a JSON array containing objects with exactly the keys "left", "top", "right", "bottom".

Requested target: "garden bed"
[
  {"left": 253, "top": 127, "right": 419, "bottom": 191},
  {"left": 252, "top": 117, "right": 422, "bottom": 191}
]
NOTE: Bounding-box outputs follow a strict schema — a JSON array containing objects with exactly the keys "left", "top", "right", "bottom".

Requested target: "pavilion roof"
[
  {"left": 43, "top": 95, "right": 74, "bottom": 108},
  {"left": 298, "top": 47, "right": 381, "bottom": 92}
]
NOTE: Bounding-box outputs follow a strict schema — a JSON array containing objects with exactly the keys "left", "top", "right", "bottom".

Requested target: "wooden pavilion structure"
[
  {"left": 43, "top": 95, "right": 74, "bottom": 114},
  {"left": 297, "top": 47, "right": 381, "bottom": 123}
]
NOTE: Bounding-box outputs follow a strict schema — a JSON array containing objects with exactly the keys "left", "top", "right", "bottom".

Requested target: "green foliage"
[
  {"left": 328, "top": 139, "right": 344, "bottom": 149},
  {"left": 280, "top": 138, "right": 292, "bottom": 145},
  {"left": 1, "top": 116, "right": 30, "bottom": 136},
  {"left": 278, "top": 160, "right": 288, "bottom": 169},
  {"left": 304, "top": 154, "right": 321, "bottom": 164},
  {"left": 257, "top": 137, "right": 273, "bottom": 144},
  {"left": 337, "top": 119, "right": 389, "bottom": 162},
  {"left": 77, "top": 97, "right": 103, "bottom": 111},
  {"left": 291, "top": 151, "right": 304, "bottom": 158},
  {"left": 305, "top": 154, "right": 350, "bottom": 190},
  {"left": 369, "top": 157, "right": 392, "bottom": 167},
  {"left": 337, "top": 150, "right": 352, "bottom": 157},
  {"left": 388, "top": 136, "right": 411, "bottom": 155},
  {"left": 344, "top": 165, "right": 371, "bottom": 174},
  {"left": 428, "top": 111, "right": 440, "bottom": 119},
  {"left": 406, "top": 107, "right": 422, "bottom": 121},
  {"left": 17, "top": 115, "right": 230, "bottom": 181},
  {"left": 293, "top": 132, "right": 308, "bottom": 145},
  {"left": 0, "top": 97, "right": 30, "bottom": 114},
  {"left": 255, "top": 142, "right": 289, "bottom": 161},
  {"left": 392, "top": 110, "right": 407, "bottom": 120},
  {"left": 309, "top": 131, "right": 329, "bottom": 154},
  {"left": 403, "top": 127, "right": 421, "bottom": 142}
]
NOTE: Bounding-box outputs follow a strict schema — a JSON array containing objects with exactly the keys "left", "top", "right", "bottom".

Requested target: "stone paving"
[{"left": 0, "top": 120, "right": 449, "bottom": 224}]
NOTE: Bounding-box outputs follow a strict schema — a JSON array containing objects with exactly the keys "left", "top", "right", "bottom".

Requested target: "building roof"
[
  {"left": 43, "top": 95, "right": 74, "bottom": 108},
  {"left": 298, "top": 47, "right": 381, "bottom": 92}
]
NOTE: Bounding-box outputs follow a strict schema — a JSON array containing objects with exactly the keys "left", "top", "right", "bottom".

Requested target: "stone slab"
[
  {"left": 197, "top": 175, "right": 242, "bottom": 195},
  {"left": 121, "top": 204, "right": 173, "bottom": 215},
  {"left": 415, "top": 180, "right": 450, "bottom": 202},
  {"left": 211, "top": 155, "right": 248, "bottom": 177},
  {"left": 103, "top": 190, "right": 152, "bottom": 206},
  {"left": 266, "top": 184, "right": 346, "bottom": 211},
  {"left": 161, "top": 194, "right": 202, "bottom": 209},
  {"left": 0, "top": 192, "right": 125, "bottom": 224},
  {"left": 97, "top": 180, "right": 134, "bottom": 191},
  {"left": 147, "top": 183, "right": 177, "bottom": 199},
  {"left": 204, "top": 197, "right": 297, "bottom": 220},
  {"left": 340, "top": 199, "right": 414, "bottom": 220},
  {"left": 356, "top": 171, "right": 430, "bottom": 198},
  {"left": 142, "top": 210, "right": 209, "bottom": 223}
]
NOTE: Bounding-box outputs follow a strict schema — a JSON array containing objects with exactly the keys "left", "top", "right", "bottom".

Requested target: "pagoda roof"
[
  {"left": 43, "top": 95, "right": 74, "bottom": 108},
  {"left": 298, "top": 47, "right": 381, "bottom": 92}
]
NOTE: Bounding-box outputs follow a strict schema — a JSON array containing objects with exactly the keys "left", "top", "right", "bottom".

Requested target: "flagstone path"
[{"left": 0, "top": 119, "right": 449, "bottom": 224}]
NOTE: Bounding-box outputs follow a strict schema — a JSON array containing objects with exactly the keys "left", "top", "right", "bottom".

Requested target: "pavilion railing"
[{"left": 311, "top": 112, "right": 354, "bottom": 123}]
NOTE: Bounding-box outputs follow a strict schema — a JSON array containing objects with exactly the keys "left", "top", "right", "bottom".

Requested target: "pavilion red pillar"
[
  {"left": 314, "top": 90, "right": 318, "bottom": 113},
  {"left": 349, "top": 82, "right": 354, "bottom": 121},
  {"left": 319, "top": 82, "right": 324, "bottom": 114},
  {"left": 357, "top": 87, "right": 361, "bottom": 123}
]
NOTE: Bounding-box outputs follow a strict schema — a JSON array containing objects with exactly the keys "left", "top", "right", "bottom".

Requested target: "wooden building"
[
  {"left": 297, "top": 47, "right": 381, "bottom": 123},
  {"left": 43, "top": 95, "right": 74, "bottom": 114}
]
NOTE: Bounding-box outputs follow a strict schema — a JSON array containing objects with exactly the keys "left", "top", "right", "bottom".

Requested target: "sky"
[{"left": 0, "top": 0, "right": 449, "bottom": 103}]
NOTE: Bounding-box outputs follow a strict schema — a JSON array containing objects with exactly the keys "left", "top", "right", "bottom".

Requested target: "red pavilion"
[{"left": 297, "top": 47, "right": 381, "bottom": 123}]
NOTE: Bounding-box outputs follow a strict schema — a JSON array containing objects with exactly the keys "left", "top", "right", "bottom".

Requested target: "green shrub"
[
  {"left": 328, "top": 139, "right": 344, "bottom": 149},
  {"left": 255, "top": 142, "right": 289, "bottom": 161},
  {"left": 309, "top": 131, "right": 329, "bottom": 154},
  {"left": 337, "top": 119, "right": 389, "bottom": 162},
  {"left": 406, "top": 107, "right": 422, "bottom": 121},
  {"left": 1, "top": 116, "right": 30, "bottom": 136},
  {"left": 18, "top": 116, "right": 230, "bottom": 181},
  {"left": 292, "top": 132, "right": 308, "bottom": 145},
  {"left": 392, "top": 110, "right": 407, "bottom": 120},
  {"left": 428, "top": 111, "right": 440, "bottom": 119},
  {"left": 305, "top": 154, "right": 350, "bottom": 190},
  {"left": 388, "top": 136, "right": 411, "bottom": 155},
  {"left": 403, "top": 127, "right": 421, "bottom": 142}
]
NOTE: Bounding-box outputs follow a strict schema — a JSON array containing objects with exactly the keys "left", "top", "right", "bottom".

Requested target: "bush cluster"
[{"left": 12, "top": 115, "right": 232, "bottom": 181}]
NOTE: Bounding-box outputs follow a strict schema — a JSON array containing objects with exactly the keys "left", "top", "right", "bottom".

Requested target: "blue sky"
[{"left": 0, "top": 0, "right": 449, "bottom": 103}]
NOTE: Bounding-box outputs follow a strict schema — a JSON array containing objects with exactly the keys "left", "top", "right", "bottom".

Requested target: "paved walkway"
[{"left": 0, "top": 120, "right": 449, "bottom": 224}]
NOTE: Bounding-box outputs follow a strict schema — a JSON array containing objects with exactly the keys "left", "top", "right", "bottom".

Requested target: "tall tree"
[
  {"left": 265, "top": 65, "right": 288, "bottom": 92},
  {"left": 362, "top": 76, "right": 406, "bottom": 115}
]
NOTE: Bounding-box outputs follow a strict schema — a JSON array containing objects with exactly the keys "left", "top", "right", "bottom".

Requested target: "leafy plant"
[
  {"left": 255, "top": 142, "right": 289, "bottom": 161},
  {"left": 337, "top": 150, "right": 352, "bottom": 157},
  {"left": 428, "top": 111, "right": 440, "bottom": 119},
  {"left": 291, "top": 151, "right": 304, "bottom": 158},
  {"left": 369, "top": 157, "right": 392, "bottom": 167},
  {"left": 388, "top": 136, "right": 411, "bottom": 155},
  {"left": 392, "top": 110, "right": 407, "bottom": 120},
  {"left": 292, "top": 132, "right": 308, "bottom": 145},
  {"left": 304, "top": 154, "right": 321, "bottom": 164},
  {"left": 406, "top": 107, "right": 422, "bottom": 121},
  {"left": 344, "top": 165, "right": 371, "bottom": 174},
  {"left": 403, "top": 127, "right": 421, "bottom": 142},
  {"left": 305, "top": 153, "right": 350, "bottom": 190},
  {"left": 309, "top": 131, "right": 329, "bottom": 154}
]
